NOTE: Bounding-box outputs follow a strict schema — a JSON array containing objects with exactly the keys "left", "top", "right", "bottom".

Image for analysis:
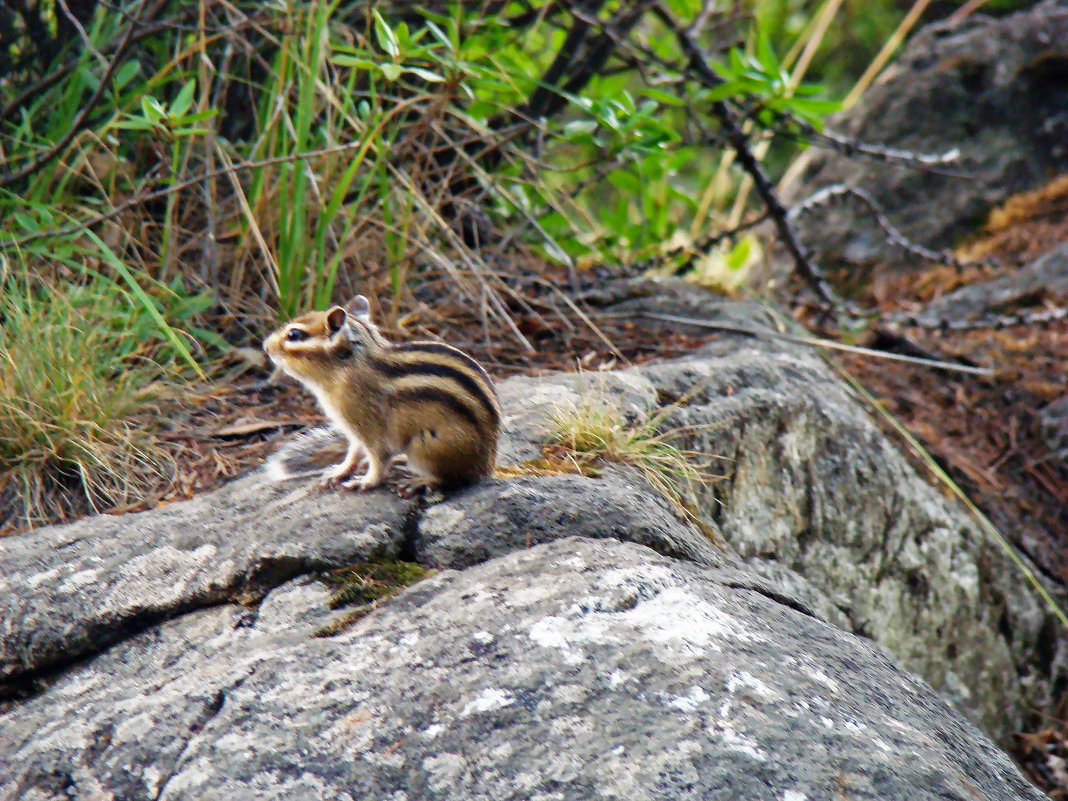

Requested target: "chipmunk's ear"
[
  {"left": 325, "top": 306, "right": 348, "bottom": 337},
  {"left": 346, "top": 295, "right": 371, "bottom": 321}
]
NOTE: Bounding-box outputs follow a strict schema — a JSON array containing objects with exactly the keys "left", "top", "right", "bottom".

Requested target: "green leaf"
[
  {"left": 172, "top": 127, "right": 212, "bottom": 138},
  {"left": 373, "top": 11, "right": 400, "bottom": 58},
  {"left": 755, "top": 30, "right": 779, "bottom": 83},
  {"left": 703, "top": 80, "right": 742, "bottom": 103},
  {"left": 405, "top": 67, "right": 445, "bottom": 83},
  {"left": 13, "top": 212, "right": 36, "bottom": 231},
  {"left": 111, "top": 117, "right": 154, "bottom": 131},
  {"left": 563, "top": 119, "right": 597, "bottom": 139},
  {"left": 788, "top": 97, "right": 842, "bottom": 118},
  {"left": 728, "top": 47, "right": 746, "bottom": 77},
  {"left": 170, "top": 79, "right": 197, "bottom": 119},
  {"left": 174, "top": 109, "right": 217, "bottom": 125},
  {"left": 724, "top": 237, "right": 753, "bottom": 271},
  {"left": 639, "top": 87, "right": 686, "bottom": 107},
  {"left": 606, "top": 170, "right": 640, "bottom": 194},
  {"left": 113, "top": 60, "right": 141, "bottom": 92},
  {"left": 141, "top": 95, "right": 166, "bottom": 124},
  {"left": 425, "top": 20, "right": 452, "bottom": 51},
  {"left": 331, "top": 54, "right": 378, "bottom": 69},
  {"left": 379, "top": 63, "right": 403, "bottom": 82}
]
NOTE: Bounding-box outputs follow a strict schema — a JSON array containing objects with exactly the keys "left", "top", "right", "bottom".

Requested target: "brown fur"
[{"left": 263, "top": 301, "right": 499, "bottom": 492}]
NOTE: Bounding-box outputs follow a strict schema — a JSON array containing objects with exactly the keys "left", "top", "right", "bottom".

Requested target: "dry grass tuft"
[
  {"left": 0, "top": 274, "right": 175, "bottom": 533},
  {"left": 546, "top": 390, "right": 722, "bottom": 543}
]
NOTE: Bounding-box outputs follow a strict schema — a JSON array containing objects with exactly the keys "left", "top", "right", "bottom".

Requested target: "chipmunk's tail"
[{"left": 264, "top": 426, "right": 350, "bottom": 481}]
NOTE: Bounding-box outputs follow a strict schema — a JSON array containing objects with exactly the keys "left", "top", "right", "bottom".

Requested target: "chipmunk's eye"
[{"left": 285, "top": 327, "right": 307, "bottom": 343}]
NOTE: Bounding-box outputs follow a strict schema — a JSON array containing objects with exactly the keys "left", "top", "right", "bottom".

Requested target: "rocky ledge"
[{"left": 0, "top": 286, "right": 1061, "bottom": 800}]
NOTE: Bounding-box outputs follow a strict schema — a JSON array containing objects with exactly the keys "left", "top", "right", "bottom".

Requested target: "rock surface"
[
  {"left": 625, "top": 288, "right": 1066, "bottom": 745},
  {"left": 0, "top": 286, "right": 1062, "bottom": 797},
  {"left": 915, "top": 243, "right": 1068, "bottom": 325},
  {"left": 1040, "top": 394, "right": 1068, "bottom": 463},
  {"left": 784, "top": 0, "right": 1068, "bottom": 270},
  {"left": 0, "top": 538, "right": 1046, "bottom": 801},
  {"left": 0, "top": 473, "right": 412, "bottom": 684}
]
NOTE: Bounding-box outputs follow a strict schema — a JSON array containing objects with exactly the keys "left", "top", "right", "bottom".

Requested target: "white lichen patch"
[
  {"left": 423, "top": 505, "right": 467, "bottom": 533},
  {"left": 114, "top": 711, "right": 161, "bottom": 743},
  {"left": 620, "top": 588, "right": 760, "bottom": 650},
  {"left": 802, "top": 667, "right": 839, "bottom": 693},
  {"left": 596, "top": 564, "right": 676, "bottom": 591},
  {"left": 57, "top": 567, "right": 101, "bottom": 594},
  {"left": 608, "top": 669, "right": 629, "bottom": 688},
  {"left": 102, "top": 544, "right": 220, "bottom": 609},
  {"left": 783, "top": 790, "right": 808, "bottom": 801},
  {"left": 460, "top": 687, "right": 515, "bottom": 717},
  {"left": 725, "top": 670, "right": 777, "bottom": 702},
  {"left": 667, "top": 685, "right": 710, "bottom": 713},
  {"left": 506, "top": 583, "right": 558, "bottom": 608},
  {"left": 529, "top": 587, "right": 760, "bottom": 667},
  {"left": 141, "top": 765, "right": 163, "bottom": 797},
  {"left": 22, "top": 564, "right": 65, "bottom": 591},
  {"left": 779, "top": 420, "right": 817, "bottom": 466},
  {"left": 422, "top": 753, "right": 467, "bottom": 792},
  {"left": 551, "top": 684, "right": 589, "bottom": 705},
  {"left": 713, "top": 722, "right": 767, "bottom": 762}
]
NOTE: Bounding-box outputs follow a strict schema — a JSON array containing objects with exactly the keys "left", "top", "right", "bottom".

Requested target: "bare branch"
[
  {"left": 773, "top": 115, "right": 965, "bottom": 174},
  {"left": 886, "top": 305, "right": 1068, "bottom": 331},
  {"left": 788, "top": 183, "right": 986, "bottom": 270},
  {"left": 652, "top": 2, "right": 847, "bottom": 310}
]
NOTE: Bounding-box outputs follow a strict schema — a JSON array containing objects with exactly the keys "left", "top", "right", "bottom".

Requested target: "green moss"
[{"left": 314, "top": 560, "right": 431, "bottom": 638}]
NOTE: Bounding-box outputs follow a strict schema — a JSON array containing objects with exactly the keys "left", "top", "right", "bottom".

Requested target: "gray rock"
[
  {"left": 0, "top": 474, "right": 412, "bottom": 685},
  {"left": 606, "top": 283, "right": 1067, "bottom": 744},
  {"left": 495, "top": 370, "right": 659, "bottom": 466},
  {"left": 784, "top": 0, "right": 1068, "bottom": 271},
  {"left": 416, "top": 473, "right": 734, "bottom": 571},
  {"left": 636, "top": 335, "right": 1066, "bottom": 744},
  {"left": 0, "top": 538, "right": 1045, "bottom": 801},
  {"left": 0, "top": 290, "right": 1062, "bottom": 785},
  {"left": 916, "top": 243, "right": 1068, "bottom": 325},
  {"left": 1040, "top": 393, "right": 1068, "bottom": 462}
]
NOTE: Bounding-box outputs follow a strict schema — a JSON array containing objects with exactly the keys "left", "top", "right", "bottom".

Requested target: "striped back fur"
[{"left": 362, "top": 332, "right": 501, "bottom": 433}]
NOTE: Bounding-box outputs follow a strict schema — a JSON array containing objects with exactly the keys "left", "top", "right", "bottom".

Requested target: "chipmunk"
[{"left": 262, "top": 296, "right": 500, "bottom": 494}]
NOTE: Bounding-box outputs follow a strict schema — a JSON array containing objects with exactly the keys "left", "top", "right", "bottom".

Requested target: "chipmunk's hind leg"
[{"left": 401, "top": 419, "right": 492, "bottom": 494}]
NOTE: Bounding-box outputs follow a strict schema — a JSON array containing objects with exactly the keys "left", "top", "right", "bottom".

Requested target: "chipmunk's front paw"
[
  {"left": 337, "top": 462, "right": 384, "bottom": 492},
  {"left": 319, "top": 459, "right": 367, "bottom": 490}
]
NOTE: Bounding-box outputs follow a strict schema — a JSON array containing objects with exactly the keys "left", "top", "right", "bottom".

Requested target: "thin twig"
[
  {"left": 886, "top": 304, "right": 1068, "bottom": 331},
  {"left": 788, "top": 183, "right": 972, "bottom": 267},
  {"left": 773, "top": 115, "right": 966, "bottom": 175},
  {"left": 635, "top": 311, "right": 993, "bottom": 375}
]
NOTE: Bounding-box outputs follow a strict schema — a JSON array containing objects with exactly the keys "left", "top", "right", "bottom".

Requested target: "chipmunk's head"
[{"left": 263, "top": 295, "right": 386, "bottom": 385}]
